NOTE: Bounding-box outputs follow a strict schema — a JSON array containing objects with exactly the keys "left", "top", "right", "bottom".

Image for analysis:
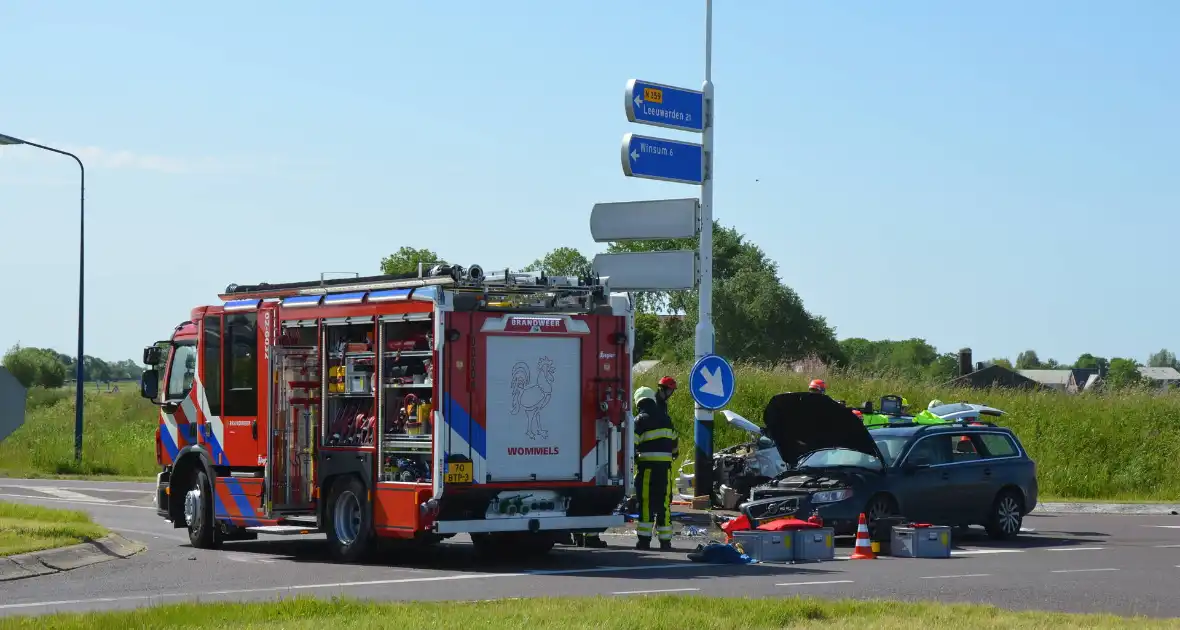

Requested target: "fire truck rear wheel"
[
  {"left": 326, "top": 476, "right": 372, "bottom": 562},
  {"left": 186, "top": 469, "right": 220, "bottom": 549}
]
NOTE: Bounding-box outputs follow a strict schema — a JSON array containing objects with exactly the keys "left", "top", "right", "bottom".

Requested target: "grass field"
[
  {"left": 1, "top": 596, "right": 1175, "bottom": 629},
  {"left": 4, "top": 365, "right": 1180, "bottom": 501},
  {"left": 0, "top": 501, "right": 108, "bottom": 557},
  {"left": 0, "top": 387, "right": 159, "bottom": 479},
  {"left": 639, "top": 363, "right": 1180, "bottom": 502}
]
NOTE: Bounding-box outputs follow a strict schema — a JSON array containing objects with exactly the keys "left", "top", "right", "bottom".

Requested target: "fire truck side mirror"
[
  {"left": 143, "top": 345, "right": 164, "bottom": 366},
  {"left": 140, "top": 369, "right": 160, "bottom": 402}
]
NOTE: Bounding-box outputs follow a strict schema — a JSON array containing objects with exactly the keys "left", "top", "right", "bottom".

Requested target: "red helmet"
[
  {"left": 658, "top": 376, "right": 678, "bottom": 390},
  {"left": 808, "top": 379, "right": 827, "bottom": 394}
]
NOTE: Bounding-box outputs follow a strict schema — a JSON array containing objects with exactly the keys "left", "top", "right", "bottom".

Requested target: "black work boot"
[
  {"left": 636, "top": 536, "right": 652, "bottom": 550},
  {"left": 584, "top": 535, "right": 607, "bottom": 548},
  {"left": 659, "top": 539, "right": 673, "bottom": 551}
]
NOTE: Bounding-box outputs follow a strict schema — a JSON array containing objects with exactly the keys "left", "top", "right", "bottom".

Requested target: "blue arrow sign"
[
  {"left": 689, "top": 354, "right": 735, "bottom": 410},
  {"left": 620, "top": 133, "right": 703, "bottom": 185},
  {"left": 625, "top": 79, "right": 704, "bottom": 133}
]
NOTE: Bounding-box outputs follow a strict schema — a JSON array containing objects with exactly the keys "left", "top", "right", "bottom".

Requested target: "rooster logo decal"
[{"left": 510, "top": 357, "right": 556, "bottom": 440}]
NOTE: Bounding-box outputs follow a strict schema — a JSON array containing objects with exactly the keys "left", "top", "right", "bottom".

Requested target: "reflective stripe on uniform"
[
  {"left": 637, "top": 428, "right": 677, "bottom": 443},
  {"left": 637, "top": 452, "right": 675, "bottom": 462}
]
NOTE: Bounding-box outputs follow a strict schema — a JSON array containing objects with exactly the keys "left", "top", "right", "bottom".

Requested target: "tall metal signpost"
[{"left": 590, "top": 0, "right": 731, "bottom": 506}]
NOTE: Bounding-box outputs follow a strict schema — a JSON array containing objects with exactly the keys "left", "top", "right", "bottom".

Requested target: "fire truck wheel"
[
  {"left": 326, "top": 476, "right": 372, "bottom": 562},
  {"left": 186, "top": 469, "right": 220, "bottom": 549}
]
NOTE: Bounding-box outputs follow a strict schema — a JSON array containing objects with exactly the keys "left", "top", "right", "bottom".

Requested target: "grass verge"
[
  {"left": 639, "top": 363, "right": 1180, "bottom": 501},
  {"left": 0, "top": 388, "right": 159, "bottom": 479},
  {"left": 5, "top": 365, "right": 1180, "bottom": 501},
  {"left": 0, "top": 596, "right": 1175, "bottom": 629},
  {"left": 0, "top": 500, "right": 108, "bottom": 557}
]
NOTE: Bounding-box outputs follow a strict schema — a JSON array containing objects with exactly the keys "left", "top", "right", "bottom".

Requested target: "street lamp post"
[{"left": 0, "top": 133, "right": 86, "bottom": 462}]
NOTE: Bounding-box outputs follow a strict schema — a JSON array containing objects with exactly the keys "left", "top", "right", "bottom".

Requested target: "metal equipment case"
[
  {"left": 890, "top": 525, "right": 952, "bottom": 558},
  {"left": 732, "top": 530, "right": 794, "bottom": 563},
  {"left": 791, "top": 527, "right": 835, "bottom": 562}
]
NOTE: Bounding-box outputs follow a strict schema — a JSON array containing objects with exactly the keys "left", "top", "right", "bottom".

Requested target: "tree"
[
  {"left": 990, "top": 358, "right": 1013, "bottom": 369},
  {"left": 1015, "top": 350, "right": 1042, "bottom": 370},
  {"left": 2, "top": 345, "right": 67, "bottom": 388},
  {"left": 1074, "top": 353, "right": 1109, "bottom": 372},
  {"left": 1147, "top": 349, "right": 1178, "bottom": 370},
  {"left": 380, "top": 246, "right": 446, "bottom": 276},
  {"left": 522, "top": 247, "right": 592, "bottom": 277},
  {"left": 836, "top": 338, "right": 953, "bottom": 380},
  {"left": 1105, "top": 357, "right": 1142, "bottom": 389}
]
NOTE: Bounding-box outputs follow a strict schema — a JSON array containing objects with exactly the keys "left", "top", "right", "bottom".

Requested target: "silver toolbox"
[
  {"left": 890, "top": 525, "right": 952, "bottom": 558},
  {"left": 732, "top": 530, "right": 794, "bottom": 563},
  {"left": 791, "top": 527, "right": 835, "bottom": 562}
]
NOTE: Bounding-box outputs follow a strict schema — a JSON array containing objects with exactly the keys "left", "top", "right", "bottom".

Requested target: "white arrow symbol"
[
  {"left": 699, "top": 365, "right": 725, "bottom": 397},
  {"left": 630, "top": 149, "right": 639, "bottom": 161},
  {"left": 634, "top": 95, "right": 643, "bottom": 108}
]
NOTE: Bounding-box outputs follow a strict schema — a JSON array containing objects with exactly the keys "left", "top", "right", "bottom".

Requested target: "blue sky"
[{"left": 1, "top": 1, "right": 1176, "bottom": 366}]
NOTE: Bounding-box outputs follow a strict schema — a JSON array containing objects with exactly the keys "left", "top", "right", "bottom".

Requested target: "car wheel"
[
  {"left": 864, "top": 494, "right": 898, "bottom": 539},
  {"left": 325, "top": 476, "right": 373, "bottom": 562},
  {"left": 985, "top": 490, "right": 1023, "bottom": 540},
  {"left": 185, "top": 469, "right": 220, "bottom": 549}
]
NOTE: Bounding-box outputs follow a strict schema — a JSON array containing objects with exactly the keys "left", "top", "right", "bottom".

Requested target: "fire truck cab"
[{"left": 139, "top": 264, "right": 635, "bottom": 561}]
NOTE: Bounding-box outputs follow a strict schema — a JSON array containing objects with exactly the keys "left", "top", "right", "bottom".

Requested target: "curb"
[
  {"left": 1034, "top": 502, "right": 1180, "bottom": 516},
  {"left": 0, "top": 533, "right": 145, "bottom": 582}
]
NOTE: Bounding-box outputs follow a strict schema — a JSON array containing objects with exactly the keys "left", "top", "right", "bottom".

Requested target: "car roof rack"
[{"left": 868, "top": 419, "right": 999, "bottom": 430}]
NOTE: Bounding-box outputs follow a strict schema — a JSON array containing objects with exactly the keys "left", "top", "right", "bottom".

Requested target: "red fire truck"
[{"left": 139, "top": 264, "right": 635, "bottom": 561}]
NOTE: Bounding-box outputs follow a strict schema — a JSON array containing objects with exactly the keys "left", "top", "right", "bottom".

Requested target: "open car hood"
[
  {"left": 721, "top": 410, "right": 764, "bottom": 436},
  {"left": 761, "top": 392, "right": 884, "bottom": 466}
]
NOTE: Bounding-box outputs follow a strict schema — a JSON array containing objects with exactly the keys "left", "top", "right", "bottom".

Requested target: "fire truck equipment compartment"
[{"left": 484, "top": 336, "right": 582, "bottom": 482}]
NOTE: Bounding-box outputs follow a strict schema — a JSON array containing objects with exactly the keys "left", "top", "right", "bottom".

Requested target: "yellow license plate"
[
  {"left": 444, "top": 461, "right": 472, "bottom": 484},
  {"left": 644, "top": 87, "right": 663, "bottom": 104}
]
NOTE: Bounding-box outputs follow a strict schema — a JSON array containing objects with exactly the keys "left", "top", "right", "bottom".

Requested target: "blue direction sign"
[
  {"left": 625, "top": 79, "right": 705, "bottom": 133},
  {"left": 620, "top": 133, "right": 703, "bottom": 185},
  {"left": 689, "top": 354, "right": 735, "bottom": 410}
]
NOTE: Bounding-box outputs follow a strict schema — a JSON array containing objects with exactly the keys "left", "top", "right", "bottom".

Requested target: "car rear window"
[{"left": 979, "top": 433, "right": 1019, "bottom": 457}]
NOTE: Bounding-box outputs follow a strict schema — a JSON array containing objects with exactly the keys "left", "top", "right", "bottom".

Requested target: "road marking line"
[
  {"left": 26, "top": 487, "right": 113, "bottom": 503},
  {"left": 1045, "top": 546, "right": 1105, "bottom": 551},
  {"left": 1146, "top": 525, "right": 1180, "bottom": 529},
  {"left": 612, "top": 588, "right": 700, "bottom": 595},
  {"left": 0, "top": 562, "right": 711, "bottom": 610},
  {"left": 1050, "top": 568, "right": 1119, "bottom": 573},
  {"left": 0, "top": 493, "right": 155, "bottom": 510},
  {"left": 775, "top": 580, "right": 855, "bottom": 587},
  {"left": 920, "top": 574, "right": 991, "bottom": 579},
  {"left": 0, "top": 485, "right": 149, "bottom": 494},
  {"left": 950, "top": 549, "right": 1024, "bottom": 555},
  {"left": 1158, "top": 544, "right": 1180, "bottom": 549}
]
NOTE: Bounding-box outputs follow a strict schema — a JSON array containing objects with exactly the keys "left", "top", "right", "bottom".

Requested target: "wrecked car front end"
[
  {"left": 738, "top": 392, "right": 893, "bottom": 535},
  {"left": 674, "top": 409, "right": 787, "bottom": 509}
]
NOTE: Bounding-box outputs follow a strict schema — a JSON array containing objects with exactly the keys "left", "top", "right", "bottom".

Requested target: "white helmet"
[{"left": 928, "top": 399, "right": 944, "bottom": 410}]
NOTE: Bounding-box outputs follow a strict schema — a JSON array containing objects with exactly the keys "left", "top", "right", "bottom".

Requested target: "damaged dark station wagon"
[{"left": 736, "top": 392, "right": 1039, "bottom": 540}]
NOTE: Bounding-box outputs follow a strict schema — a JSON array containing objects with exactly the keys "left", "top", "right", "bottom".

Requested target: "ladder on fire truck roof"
[{"left": 216, "top": 263, "right": 610, "bottom": 303}]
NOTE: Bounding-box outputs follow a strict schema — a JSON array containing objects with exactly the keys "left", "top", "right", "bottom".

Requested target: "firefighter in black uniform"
[{"left": 632, "top": 385, "right": 678, "bottom": 550}]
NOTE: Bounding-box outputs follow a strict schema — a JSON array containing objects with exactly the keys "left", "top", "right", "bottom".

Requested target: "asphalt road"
[{"left": 2, "top": 478, "right": 1179, "bottom": 619}]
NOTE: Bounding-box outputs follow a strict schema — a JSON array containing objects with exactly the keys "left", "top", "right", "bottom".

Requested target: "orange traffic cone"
[{"left": 849, "top": 513, "right": 876, "bottom": 560}]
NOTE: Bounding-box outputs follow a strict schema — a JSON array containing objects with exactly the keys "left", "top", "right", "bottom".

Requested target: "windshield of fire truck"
[{"left": 166, "top": 342, "right": 197, "bottom": 401}]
